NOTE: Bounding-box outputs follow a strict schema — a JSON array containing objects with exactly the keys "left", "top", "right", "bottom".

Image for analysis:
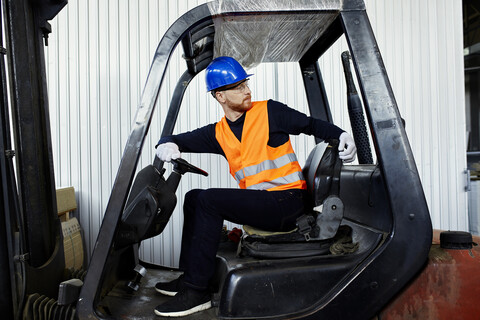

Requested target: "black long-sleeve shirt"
[{"left": 158, "top": 99, "right": 344, "bottom": 158}]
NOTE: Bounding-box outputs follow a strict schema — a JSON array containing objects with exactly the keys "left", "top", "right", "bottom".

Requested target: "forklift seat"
[
  {"left": 239, "top": 141, "right": 353, "bottom": 258},
  {"left": 242, "top": 141, "right": 331, "bottom": 237}
]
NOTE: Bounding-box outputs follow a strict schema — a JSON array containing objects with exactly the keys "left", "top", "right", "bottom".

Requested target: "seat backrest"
[
  {"left": 303, "top": 142, "right": 328, "bottom": 195},
  {"left": 302, "top": 141, "right": 340, "bottom": 207}
]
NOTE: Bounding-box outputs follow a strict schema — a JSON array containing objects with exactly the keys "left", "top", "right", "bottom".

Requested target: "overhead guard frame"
[{"left": 76, "top": 1, "right": 432, "bottom": 319}]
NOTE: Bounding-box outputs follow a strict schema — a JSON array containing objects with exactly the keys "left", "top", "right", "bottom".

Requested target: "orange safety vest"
[{"left": 215, "top": 100, "right": 306, "bottom": 191}]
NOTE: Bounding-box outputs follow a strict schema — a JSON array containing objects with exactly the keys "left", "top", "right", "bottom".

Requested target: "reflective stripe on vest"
[
  {"left": 247, "top": 171, "right": 305, "bottom": 190},
  {"left": 234, "top": 153, "right": 299, "bottom": 183},
  {"left": 215, "top": 100, "right": 306, "bottom": 191}
]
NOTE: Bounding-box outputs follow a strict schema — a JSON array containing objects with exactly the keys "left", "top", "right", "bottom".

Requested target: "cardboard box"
[
  {"left": 56, "top": 187, "right": 77, "bottom": 221},
  {"left": 62, "top": 217, "right": 84, "bottom": 270}
]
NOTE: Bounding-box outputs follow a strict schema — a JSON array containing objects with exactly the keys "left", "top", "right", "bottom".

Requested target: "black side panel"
[{"left": 341, "top": 165, "right": 391, "bottom": 232}]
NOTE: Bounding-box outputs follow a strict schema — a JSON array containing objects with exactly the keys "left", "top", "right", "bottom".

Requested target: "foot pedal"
[{"left": 126, "top": 265, "right": 147, "bottom": 292}]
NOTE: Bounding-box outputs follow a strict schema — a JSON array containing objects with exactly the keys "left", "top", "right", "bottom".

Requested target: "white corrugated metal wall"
[{"left": 45, "top": 0, "right": 467, "bottom": 267}]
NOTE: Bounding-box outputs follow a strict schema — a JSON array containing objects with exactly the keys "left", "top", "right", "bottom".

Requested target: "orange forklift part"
[{"left": 378, "top": 230, "right": 480, "bottom": 320}]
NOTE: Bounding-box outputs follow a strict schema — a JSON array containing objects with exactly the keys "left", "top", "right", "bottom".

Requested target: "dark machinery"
[
  {"left": 1, "top": 0, "right": 438, "bottom": 319},
  {"left": 1, "top": 0, "right": 70, "bottom": 319},
  {"left": 77, "top": 1, "right": 433, "bottom": 319}
]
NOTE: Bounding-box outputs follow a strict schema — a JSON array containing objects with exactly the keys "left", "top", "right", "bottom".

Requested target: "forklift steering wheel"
[{"left": 171, "top": 158, "right": 208, "bottom": 176}]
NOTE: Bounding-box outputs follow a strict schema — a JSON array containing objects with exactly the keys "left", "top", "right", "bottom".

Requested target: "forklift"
[{"left": 1, "top": 0, "right": 478, "bottom": 319}]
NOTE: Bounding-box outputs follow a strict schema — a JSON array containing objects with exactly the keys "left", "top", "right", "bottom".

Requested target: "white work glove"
[
  {"left": 338, "top": 132, "right": 357, "bottom": 163},
  {"left": 155, "top": 142, "right": 181, "bottom": 162}
]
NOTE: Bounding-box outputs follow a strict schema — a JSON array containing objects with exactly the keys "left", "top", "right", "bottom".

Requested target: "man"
[{"left": 154, "top": 56, "right": 356, "bottom": 317}]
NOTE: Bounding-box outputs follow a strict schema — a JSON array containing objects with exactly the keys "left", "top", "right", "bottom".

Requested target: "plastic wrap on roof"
[
  {"left": 207, "top": 0, "right": 343, "bottom": 68},
  {"left": 208, "top": 0, "right": 343, "bottom": 14}
]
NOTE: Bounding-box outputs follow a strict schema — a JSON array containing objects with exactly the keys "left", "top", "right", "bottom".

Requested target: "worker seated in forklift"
[{"left": 153, "top": 56, "right": 357, "bottom": 317}]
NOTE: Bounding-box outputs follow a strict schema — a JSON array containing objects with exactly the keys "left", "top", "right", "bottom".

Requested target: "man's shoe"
[
  {"left": 155, "top": 275, "right": 184, "bottom": 296},
  {"left": 154, "top": 287, "right": 211, "bottom": 317}
]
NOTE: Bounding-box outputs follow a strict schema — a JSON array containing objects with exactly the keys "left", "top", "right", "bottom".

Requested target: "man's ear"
[{"left": 215, "top": 91, "right": 225, "bottom": 103}]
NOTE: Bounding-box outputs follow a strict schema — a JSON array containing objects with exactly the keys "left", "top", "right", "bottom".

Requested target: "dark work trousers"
[{"left": 178, "top": 187, "right": 308, "bottom": 291}]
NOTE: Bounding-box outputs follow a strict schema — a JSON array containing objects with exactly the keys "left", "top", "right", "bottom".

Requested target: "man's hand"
[
  {"left": 156, "top": 142, "right": 181, "bottom": 162},
  {"left": 338, "top": 132, "right": 357, "bottom": 163}
]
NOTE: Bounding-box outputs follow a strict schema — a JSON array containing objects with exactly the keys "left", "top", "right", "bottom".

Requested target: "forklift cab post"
[{"left": 74, "top": 1, "right": 433, "bottom": 319}]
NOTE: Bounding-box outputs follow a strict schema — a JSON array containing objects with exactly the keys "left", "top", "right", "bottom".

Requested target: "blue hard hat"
[{"left": 205, "top": 56, "right": 253, "bottom": 92}]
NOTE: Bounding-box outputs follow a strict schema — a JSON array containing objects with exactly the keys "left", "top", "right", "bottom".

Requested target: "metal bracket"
[
  {"left": 14, "top": 253, "right": 29, "bottom": 262},
  {"left": 316, "top": 196, "right": 344, "bottom": 240}
]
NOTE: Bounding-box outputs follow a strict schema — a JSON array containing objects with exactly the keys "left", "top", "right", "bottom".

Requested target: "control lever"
[
  {"left": 166, "top": 158, "right": 208, "bottom": 191},
  {"left": 171, "top": 158, "right": 208, "bottom": 176}
]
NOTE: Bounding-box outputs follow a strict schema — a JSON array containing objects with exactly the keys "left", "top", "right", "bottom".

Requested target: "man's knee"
[
  {"left": 185, "top": 188, "right": 222, "bottom": 217},
  {"left": 184, "top": 189, "right": 203, "bottom": 217},
  {"left": 185, "top": 189, "right": 203, "bottom": 204},
  {"left": 195, "top": 189, "right": 223, "bottom": 215}
]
